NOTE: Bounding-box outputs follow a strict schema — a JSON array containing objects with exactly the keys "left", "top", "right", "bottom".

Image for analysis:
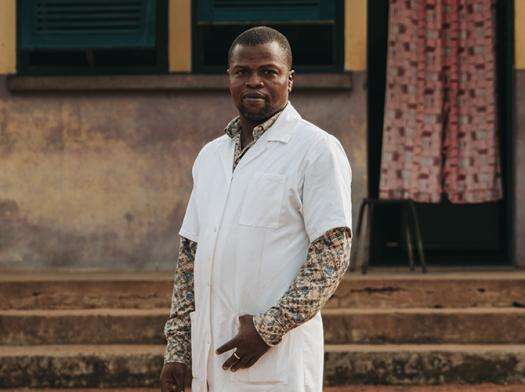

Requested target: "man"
[{"left": 160, "top": 26, "right": 352, "bottom": 392}]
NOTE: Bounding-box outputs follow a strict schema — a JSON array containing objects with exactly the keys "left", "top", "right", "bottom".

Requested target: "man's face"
[{"left": 228, "top": 41, "right": 294, "bottom": 123}]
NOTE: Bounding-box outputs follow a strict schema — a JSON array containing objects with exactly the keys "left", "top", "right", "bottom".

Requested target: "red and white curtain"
[{"left": 379, "top": 0, "right": 503, "bottom": 203}]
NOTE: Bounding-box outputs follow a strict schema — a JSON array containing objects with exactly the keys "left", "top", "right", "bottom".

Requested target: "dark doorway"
[{"left": 367, "top": 0, "right": 514, "bottom": 266}]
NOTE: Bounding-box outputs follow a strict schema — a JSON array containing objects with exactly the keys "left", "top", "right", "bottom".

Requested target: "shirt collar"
[{"left": 224, "top": 106, "right": 285, "bottom": 141}]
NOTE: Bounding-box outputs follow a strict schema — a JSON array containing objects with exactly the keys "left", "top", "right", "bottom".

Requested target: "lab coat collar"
[
  {"left": 218, "top": 102, "right": 301, "bottom": 180},
  {"left": 265, "top": 102, "right": 302, "bottom": 144}
]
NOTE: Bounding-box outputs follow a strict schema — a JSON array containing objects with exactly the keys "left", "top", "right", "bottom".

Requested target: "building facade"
[{"left": 0, "top": 0, "right": 523, "bottom": 271}]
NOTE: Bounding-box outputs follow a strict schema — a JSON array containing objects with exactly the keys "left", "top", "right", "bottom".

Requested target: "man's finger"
[
  {"left": 168, "top": 367, "right": 185, "bottom": 392},
  {"left": 176, "top": 371, "right": 186, "bottom": 392},
  {"left": 231, "top": 353, "right": 253, "bottom": 371},
  {"left": 171, "top": 374, "right": 184, "bottom": 392},
  {"left": 216, "top": 336, "right": 239, "bottom": 355},
  {"left": 221, "top": 351, "right": 242, "bottom": 370},
  {"left": 184, "top": 367, "right": 193, "bottom": 389},
  {"left": 160, "top": 379, "right": 170, "bottom": 392}
]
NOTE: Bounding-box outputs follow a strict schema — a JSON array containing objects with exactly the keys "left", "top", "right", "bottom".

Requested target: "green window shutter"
[
  {"left": 197, "top": 0, "right": 336, "bottom": 24},
  {"left": 20, "top": 0, "right": 157, "bottom": 50},
  {"left": 193, "top": 0, "right": 342, "bottom": 72}
]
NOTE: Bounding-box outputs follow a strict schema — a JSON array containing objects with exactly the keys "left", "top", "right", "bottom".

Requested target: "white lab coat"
[{"left": 179, "top": 103, "right": 352, "bottom": 392}]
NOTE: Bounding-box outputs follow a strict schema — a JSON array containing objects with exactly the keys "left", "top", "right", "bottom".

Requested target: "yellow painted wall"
[
  {"left": 345, "top": 0, "right": 367, "bottom": 71},
  {"left": 169, "top": 0, "right": 192, "bottom": 72},
  {"left": 0, "top": 0, "right": 16, "bottom": 74},
  {"left": 517, "top": 0, "right": 525, "bottom": 69}
]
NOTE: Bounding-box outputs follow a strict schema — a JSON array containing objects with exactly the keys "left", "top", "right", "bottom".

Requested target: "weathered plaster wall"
[
  {"left": 515, "top": 70, "right": 525, "bottom": 268},
  {"left": 0, "top": 74, "right": 367, "bottom": 271}
]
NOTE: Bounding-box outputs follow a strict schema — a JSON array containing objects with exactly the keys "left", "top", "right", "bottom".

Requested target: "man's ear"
[{"left": 288, "top": 69, "right": 295, "bottom": 92}]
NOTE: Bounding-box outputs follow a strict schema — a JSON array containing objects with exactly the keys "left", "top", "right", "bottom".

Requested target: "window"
[
  {"left": 18, "top": 0, "right": 168, "bottom": 75},
  {"left": 194, "top": 0, "right": 343, "bottom": 73}
]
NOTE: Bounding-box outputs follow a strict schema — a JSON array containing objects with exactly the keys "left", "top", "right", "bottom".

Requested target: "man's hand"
[
  {"left": 160, "top": 362, "right": 190, "bottom": 392},
  {"left": 216, "top": 314, "right": 270, "bottom": 372}
]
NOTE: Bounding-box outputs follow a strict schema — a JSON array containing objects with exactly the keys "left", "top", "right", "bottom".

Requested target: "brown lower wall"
[
  {"left": 515, "top": 70, "right": 525, "bottom": 267},
  {"left": 0, "top": 74, "right": 368, "bottom": 270}
]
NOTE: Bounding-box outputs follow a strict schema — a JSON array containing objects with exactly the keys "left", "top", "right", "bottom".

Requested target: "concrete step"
[
  {"left": 0, "top": 308, "right": 168, "bottom": 345},
  {"left": 329, "top": 271, "right": 525, "bottom": 309},
  {"left": 322, "top": 307, "right": 525, "bottom": 344},
  {"left": 1, "top": 270, "right": 524, "bottom": 310},
  {"left": 0, "top": 272, "right": 172, "bottom": 310},
  {"left": 0, "top": 344, "right": 162, "bottom": 388},
  {"left": 1, "top": 344, "right": 524, "bottom": 388},
  {"left": 2, "top": 307, "right": 525, "bottom": 346},
  {"left": 323, "top": 344, "right": 525, "bottom": 386}
]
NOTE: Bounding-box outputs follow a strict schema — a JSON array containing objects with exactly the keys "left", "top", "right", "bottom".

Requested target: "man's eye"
[
  {"left": 235, "top": 70, "right": 246, "bottom": 75},
  {"left": 263, "top": 70, "right": 277, "bottom": 76}
]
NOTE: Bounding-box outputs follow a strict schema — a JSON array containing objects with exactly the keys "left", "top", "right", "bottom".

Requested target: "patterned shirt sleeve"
[
  {"left": 163, "top": 236, "right": 197, "bottom": 366},
  {"left": 253, "top": 226, "right": 351, "bottom": 346}
]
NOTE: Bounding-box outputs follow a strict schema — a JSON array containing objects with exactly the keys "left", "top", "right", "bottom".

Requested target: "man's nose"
[{"left": 246, "top": 72, "right": 263, "bottom": 88}]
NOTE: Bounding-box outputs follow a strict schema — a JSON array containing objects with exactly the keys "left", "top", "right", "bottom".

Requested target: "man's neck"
[
  {"left": 238, "top": 127, "right": 250, "bottom": 149},
  {"left": 239, "top": 117, "right": 262, "bottom": 139},
  {"left": 238, "top": 117, "right": 265, "bottom": 149},
  {"left": 238, "top": 105, "right": 286, "bottom": 148}
]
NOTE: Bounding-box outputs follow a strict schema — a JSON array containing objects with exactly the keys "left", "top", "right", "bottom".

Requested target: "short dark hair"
[{"left": 227, "top": 26, "right": 293, "bottom": 68}]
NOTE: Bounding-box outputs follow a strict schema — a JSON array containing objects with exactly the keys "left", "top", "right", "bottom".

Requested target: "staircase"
[{"left": 1, "top": 270, "right": 524, "bottom": 389}]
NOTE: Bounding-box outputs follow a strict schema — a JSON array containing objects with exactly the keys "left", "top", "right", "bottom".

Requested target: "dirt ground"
[
  {"left": 325, "top": 386, "right": 525, "bottom": 392},
  {"left": 10, "top": 385, "right": 525, "bottom": 392}
]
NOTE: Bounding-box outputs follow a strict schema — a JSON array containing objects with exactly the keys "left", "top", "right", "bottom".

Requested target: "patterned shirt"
[
  {"left": 164, "top": 110, "right": 352, "bottom": 364},
  {"left": 224, "top": 109, "right": 281, "bottom": 170}
]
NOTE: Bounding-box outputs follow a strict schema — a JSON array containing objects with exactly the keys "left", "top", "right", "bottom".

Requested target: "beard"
[{"left": 238, "top": 99, "right": 273, "bottom": 123}]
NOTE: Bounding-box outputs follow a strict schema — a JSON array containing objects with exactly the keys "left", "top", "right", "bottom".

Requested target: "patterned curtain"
[{"left": 379, "top": 0, "right": 503, "bottom": 203}]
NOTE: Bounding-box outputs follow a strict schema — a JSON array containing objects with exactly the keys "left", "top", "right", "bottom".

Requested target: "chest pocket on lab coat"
[{"left": 238, "top": 172, "right": 286, "bottom": 229}]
